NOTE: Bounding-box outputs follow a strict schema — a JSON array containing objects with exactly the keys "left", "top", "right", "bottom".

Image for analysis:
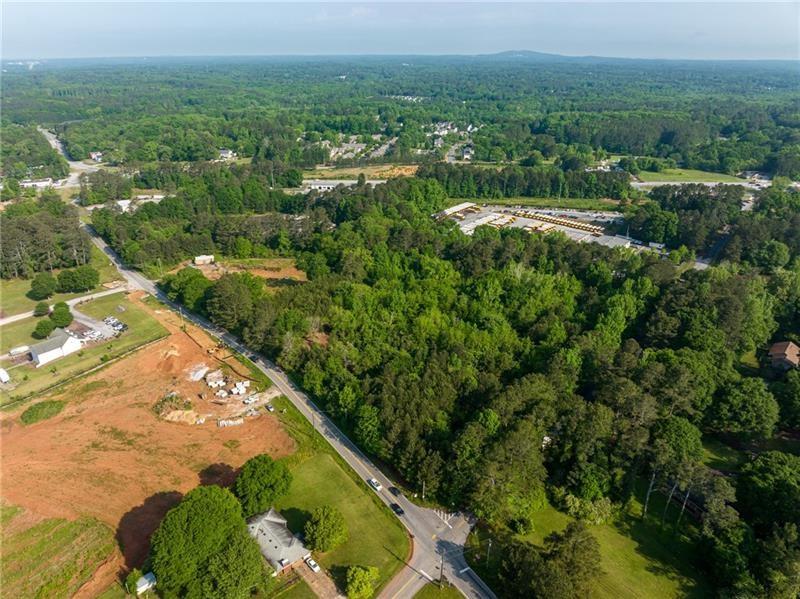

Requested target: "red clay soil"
[{"left": 0, "top": 294, "right": 296, "bottom": 591}]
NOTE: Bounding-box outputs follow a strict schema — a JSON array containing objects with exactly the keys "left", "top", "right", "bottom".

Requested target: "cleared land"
[
  {"left": 0, "top": 245, "right": 122, "bottom": 317},
  {"left": 301, "top": 164, "right": 418, "bottom": 180},
  {"left": 0, "top": 299, "right": 296, "bottom": 594},
  {"left": 447, "top": 196, "right": 627, "bottom": 211},
  {"left": 0, "top": 293, "right": 169, "bottom": 403},
  {"left": 170, "top": 257, "right": 307, "bottom": 291},
  {"left": 467, "top": 487, "right": 711, "bottom": 598},
  {"left": 1, "top": 503, "right": 116, "bottom": 599},
  {"left": 636, "top": 168, "right": 744, "bottom": 183}
]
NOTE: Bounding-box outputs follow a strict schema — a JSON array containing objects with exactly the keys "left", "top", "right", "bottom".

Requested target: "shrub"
[
  {"left": 20, "top": 400, "right": 65, "bottom": 425},
  {"left": 32, "top": 318, "right": 56, "bottom": 339},
  {"left": 33, "top": 302, "right": 50, "bottom": 317},
  {"left": 56, "top": 265, "right": 99, "bottom": 293},
  {"left": 233, "top": 454, "right": 292, "bottom": 517},
  {"left": 49, "top": 305, "right": 73, "bottom": 328},
  {"left": 29, "top": 272, "right": 57, "bottom": 300},
  {"left": 304, "top": 505, "right": 349, "bottom": 552},
  {"left": 550, "top": 487, "right": 617, "bottom": 525}
]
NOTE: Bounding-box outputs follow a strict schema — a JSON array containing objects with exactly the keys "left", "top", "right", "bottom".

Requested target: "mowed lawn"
[
  {"left": 0, "top": 294, "right": 168, "bottom": 404},
  {"left": 0, "top": 316, "right": 41, "bottom": 355},
  {"left": 637, "top": 168, "right": 744, "bottom": 183},
  {"left": 0, "top": 246, "right": 122, "bottom": 317},
  {"left": 468, "top": 489, "right": 711, "bottom": 599},
  {"left": 1, "top": 503, "right": 115, "bottom": 598},
  {"left": 274, "top": 452, "right": 409, "bottom": 591},
  {"left": 414, "top": 583, "right": 463, "bottom": 598}
]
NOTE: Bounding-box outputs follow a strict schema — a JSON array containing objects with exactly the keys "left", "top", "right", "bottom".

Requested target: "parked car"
[
  {"left": 368, "top": 478, "right": 383, "bottom": 492},
  {"left": 390, "top": 503, "right": 404, "bottom": 516},
  {"left": 266, "top": 404, "right": 275, "bottom": 412},
  {"left": 305, "top": 557, "right": 321, "bottom": 573}
]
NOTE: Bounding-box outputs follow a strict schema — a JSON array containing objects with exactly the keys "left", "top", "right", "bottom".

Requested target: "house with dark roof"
[
  {"left": 768, "top": 341, "right": 800, "bottom": 370},
  {"left": 247, "top": 508, "right": 310, "bottom": 575},
  {"left": 29, "top": 328, "right": 82, "bottom": 367}
]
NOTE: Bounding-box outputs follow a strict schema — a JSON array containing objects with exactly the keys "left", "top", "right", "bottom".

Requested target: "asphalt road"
[{"left": 84, "top": 224, "right": 497, "bottom": 599}]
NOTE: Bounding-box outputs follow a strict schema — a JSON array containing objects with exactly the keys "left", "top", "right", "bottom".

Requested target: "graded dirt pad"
[
  {"left": 0, "top": 293, "right": 296, "bottom": 591},
  {"left": 172, "top": 258, "right": 308, "bottom": 287}
]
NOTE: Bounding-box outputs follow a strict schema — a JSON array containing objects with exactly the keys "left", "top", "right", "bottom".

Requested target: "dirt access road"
[{"left": 0, "top": 293, "right": 296, "bottom": 594}]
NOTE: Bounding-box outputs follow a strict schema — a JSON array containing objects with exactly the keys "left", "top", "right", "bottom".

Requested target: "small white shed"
[
  {"left": 135, "top": 572, "right": 156, "bottom": 595},
  {"left": 0, "top": 368, "right": 10, "bottom": 384}
]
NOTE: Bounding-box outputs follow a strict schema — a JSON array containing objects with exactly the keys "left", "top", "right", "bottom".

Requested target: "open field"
[
  {"left": 170, "top": 257, "right": 307, "bottom": 291},
  {"left": 1, "top": 503, "right": 116, "bottom": 599},
  {"left": 0, "top": 298, "right": 297, "bottom": 593},
  {"left": 0, "top": 246, "right": 122, "bottom": 317},
  {"left": 0, "top": 293, "right": 169, "bottom": 403},
  {"left": 301, "top": 164, "right": 418, "bottom": 180},
  {"left": 636, "top": 168, "right": 744, "bottom": 183},
  {"left": 446, "top": 196, "right": 628, "bottom": 211},
  {"left": 467, "top": 486, "right": 711, "bottom": 599},
  {"left": 274, "top": 453, "right": 408, "bottom": 591},
  {"left": 0, "top": 315, "right": 40, "bottom": 354}
]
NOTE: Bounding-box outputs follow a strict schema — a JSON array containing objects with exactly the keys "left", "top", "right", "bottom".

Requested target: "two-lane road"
[{"left": 83, "top": 223, "right": 496, "bottom": 599}]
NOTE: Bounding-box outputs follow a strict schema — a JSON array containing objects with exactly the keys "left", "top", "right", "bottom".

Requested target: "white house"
[
  {"left": 90, "top": 151, "right": 104, "bottom": 162},
  {"left": 0, "top": 368, "right": 10, "bottom": 384},
  {"left": 218, "top": 148, "right": 236, "bottom": 160},
  {"left": 248, "top": 508, "right": 311, "bottom": 575},
  {"left": 30, "top": 329, "right": 82, "bottom": 367}
]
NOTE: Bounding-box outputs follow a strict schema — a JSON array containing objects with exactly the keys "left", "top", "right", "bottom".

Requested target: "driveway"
[{"left": 296, "top": 562, "right": 345, "bottom": 599}]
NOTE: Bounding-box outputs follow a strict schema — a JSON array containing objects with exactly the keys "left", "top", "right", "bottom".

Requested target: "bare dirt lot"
[
  {"left": 173, "top": 257, "right": 307, "bottom": 287},
  {"left": 0, "top": 294, "right": 296, "bottom": 592}
]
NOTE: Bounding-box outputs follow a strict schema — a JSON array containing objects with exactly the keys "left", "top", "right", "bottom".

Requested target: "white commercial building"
[{"left": 29, "top": 329, "right": 82, "bottom": 367}]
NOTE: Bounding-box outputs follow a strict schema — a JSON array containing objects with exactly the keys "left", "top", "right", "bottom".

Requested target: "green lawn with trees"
[
  {"left": 636, "top": 168, "right": 745, "bottom": 183},
  {"left": 0, "top": 294, "right": 168, "bottom": 404}
]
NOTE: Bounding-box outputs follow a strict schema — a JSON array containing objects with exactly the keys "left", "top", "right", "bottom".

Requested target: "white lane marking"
[
  {"left": 459, "top": 566, "right": 471, "bottom": 574},
  {"left": 420, "top": 570, "right": 434, "bottom": 582}
]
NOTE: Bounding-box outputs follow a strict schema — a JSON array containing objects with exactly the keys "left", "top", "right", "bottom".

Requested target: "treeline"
[
  {"left": 416, "top": 163, "right": 632, "bottom": 200},
  {"left": 90, "top": 161, "right": 334, "bottom": 270},
  {"left": 146, "top": 176, "right": 800, "bottom": 597},
  {"left": 0, "top": 123, "right": 68, "bottom": 181},
  {"left": 627, "top": 183, "right": 800, "bottom": 270},
  {"left": 0, "top": 191, "right": 92, "bottom": 279}
]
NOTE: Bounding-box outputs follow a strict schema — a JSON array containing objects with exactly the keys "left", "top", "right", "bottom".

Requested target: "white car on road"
[{"left": 368, "top": 478, "right": 383, "bottom": 492}]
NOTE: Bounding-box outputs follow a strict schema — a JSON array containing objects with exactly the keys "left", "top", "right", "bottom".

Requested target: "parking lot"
[{"left": 448, "top": 204, "right": 633, "bottom": 249}]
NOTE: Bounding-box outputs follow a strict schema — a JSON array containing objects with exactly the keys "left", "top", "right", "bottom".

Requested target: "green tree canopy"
[
  {"left": 29, "top": 272, "right": 57, "bottom": 300},
  {"left": 304, "top": 505, "right": 349, "bottom": 552},
  {"left": 233, "top": 454, "right": 292, "bottom": 517},
  {"left": 345, "top": 565, "right": 379, "bottom": 599}
]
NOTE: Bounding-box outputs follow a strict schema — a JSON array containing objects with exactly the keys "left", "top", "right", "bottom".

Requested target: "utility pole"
[
  {"left": 422, "top": 480, "right": 426, "bottom": 501},
  {"left": 439, "top": 552, "right": 445, "bottom": 585}
]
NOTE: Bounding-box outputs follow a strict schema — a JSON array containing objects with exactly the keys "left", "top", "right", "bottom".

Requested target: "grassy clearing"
[
  {"left": 269, "top": 577, "right": 316, "bottom": 599},
  {"left": 702, "top": 437, "right": 745, "bottom": 472},
  {"left": 636, "top": 168, "right": 744, "bottom": 183},
  {"left": 467, "top": 485, "right": 711, "bottom": 599},
  {"left": 447, "top": 196, "right": 627, "bottom": 212},
  {"left": 414, "top": 583, "right": 463, "bottom": 598},
  {"left": 270, "top": 393, "right": 409, "bottom": 593},
  {"left": 301, "top": 164, "right": 417, "bottom": 180},
  {"left": 0, "top": 295, "right": 168, "bottom": 404},
  {"left": 20, "top": 399, "right": 65, "bottom": 424},
  {"left": 0, "top": 246, "right": 121, "bottom": 317},
  {"left": 1, "top": 505, "right": 116, "bottom": 599},
  {"left": 0, "top": 316, "right": 41, "bottom": 354}
]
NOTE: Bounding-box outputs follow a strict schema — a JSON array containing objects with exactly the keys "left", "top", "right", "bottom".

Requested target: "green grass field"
[
  {"left": 636, "top": 168, "right": 744, "bottom": 183},
  {"left": 467, "top": 487, "right": 711, "bottom": 599},
  {"left": 1, "top": 504, "right": 116, "bottom": 599},
  {"left": 20, "top": 399, "right": 65, "bottom": 424},
  {"left": 268, "top": 392, "right": 409, "bottom": 594},
  {"left": 0, "top": 246, "right": 121, "bottom": 317},
  {"left": 0, "top": 316, "right": 42, "bottom": 354},
  {"left": 274, "top": 453, "right": 408, "bottom": 591},
  {"left": 702, "top": 437, "right": 745, "bottom": 472},
  {"left": 447, "top": 196, "right": 627, "bottom": 211},
  {"left": 0, "top": 295, "right": 168, "bottom": 404},
  {"left": 414, "top": 583, "right": 463, "bottom": 598}
]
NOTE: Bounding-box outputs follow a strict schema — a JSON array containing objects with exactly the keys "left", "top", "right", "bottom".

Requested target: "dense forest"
[
  {"left": 83, "top": 167, "right": 800, "bottom": 596},
  {"left": 0, "top": 123, "right": 68, "bottom": 181},
  {"left": 0, "top": 190, "right": 92, "bottom": 279},
  {"left": 2, "top": 55, "right": 799, "bottom": 177}
]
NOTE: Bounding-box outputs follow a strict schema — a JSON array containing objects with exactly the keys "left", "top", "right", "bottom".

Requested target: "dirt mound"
[{"left": 0, "top": 294, "right": 296, "bottom": 583}]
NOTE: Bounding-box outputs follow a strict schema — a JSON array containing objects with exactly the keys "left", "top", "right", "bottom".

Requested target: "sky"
[{"left": 2, "top": 1, "right": 798, "bottom": 61}]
